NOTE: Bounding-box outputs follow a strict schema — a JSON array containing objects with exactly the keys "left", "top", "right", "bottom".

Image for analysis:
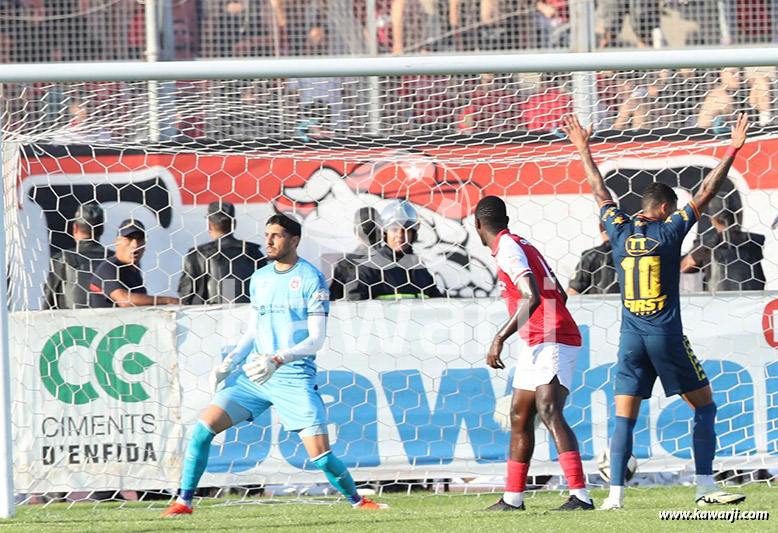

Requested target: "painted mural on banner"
[
  {"left": 11, "top": 308, "right": 182, "bottom": 492},
  {"left": 9, "top": 297, "right": 778, "bottom": 491},
  {"left": 10, "top": 136, "right": 778, "bottom": 310}
]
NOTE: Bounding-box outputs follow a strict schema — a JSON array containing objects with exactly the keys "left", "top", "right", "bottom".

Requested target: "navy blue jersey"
[{"left": 601, "top": 200, "right": 700, "bottom": 335}]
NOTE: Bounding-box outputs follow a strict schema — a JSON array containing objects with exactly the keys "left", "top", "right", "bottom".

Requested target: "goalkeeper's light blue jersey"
[{"left": 248, "top": 257, "right": 330, "bottom": 378}]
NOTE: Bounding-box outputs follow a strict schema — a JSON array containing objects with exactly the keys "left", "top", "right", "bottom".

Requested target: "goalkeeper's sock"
[
  {"left": 311, "top": 451, "right": 361, "bottom": 505},
  {"left": 610, "top": 416, "right": 636, "bottom": 487},
  {"left": 558, "top": 451, "right": 590, "bottom": 504},
  {"left": 178, "top": 420, "right": 216, "bottom": 507},
  {"left": 503, "top": 459, "right": 529, "bottom": 507},
  {"left": 693, "top": 403, "right": 717, "bottom": 476}
]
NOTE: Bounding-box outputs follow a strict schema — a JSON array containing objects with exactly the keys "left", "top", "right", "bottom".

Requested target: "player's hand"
[
  {"left": 560, "top": 114, "right": 593, "bottom": 152},
  {"left": 730, "top": 112, "right": 750, "bottom": 150},
  {"left": 210, "top": 354, "right": 237, "bottom": 392},
  {"left": 243, "top": 354, "right": 280, "bottom": 386},
  {"left": 487, "top": 338, "right": 506, "bottom": 369}
]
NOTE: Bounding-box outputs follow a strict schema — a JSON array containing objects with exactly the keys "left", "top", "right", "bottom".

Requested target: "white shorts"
[{"left": 512, "top": 342, "right": 579, "bottom": 392}]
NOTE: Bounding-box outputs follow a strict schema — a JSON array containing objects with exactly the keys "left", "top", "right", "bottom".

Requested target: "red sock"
[
  {"left": 506, "top": 459, "right": 530, "bottom": 493},
  {"left": 558, "top": 451, "right": 585, "bottom": 490}
]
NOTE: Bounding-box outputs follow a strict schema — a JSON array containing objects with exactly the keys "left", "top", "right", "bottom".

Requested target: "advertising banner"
[
  {"left": 11, "top": 295, "right": 778, "bottom": 491},
  {"left": 11, "top": 308, "right": 182, "bottom": 491}
]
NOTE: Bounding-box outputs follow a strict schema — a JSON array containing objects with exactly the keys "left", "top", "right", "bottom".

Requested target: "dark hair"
[
  {"left": 266, "top": 214, "right": 302, "bottom": 238},
  {"left": 208, "top": 215, "right": 234, "bottom": 234},
  {"left": 73, "top": 203, "right": 104, "bottom": 239},
  {"left": 355, "top": 207, "right": 381, "bottom": 246},
  {"left": 475, "top": 196, "right": 509, "bottom": 231},
  {"left": 642, "top": 182, "right": 678, "bottom": 211}
]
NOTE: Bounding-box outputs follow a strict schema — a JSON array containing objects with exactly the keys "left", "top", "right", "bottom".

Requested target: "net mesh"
[{"left": 3, "top": 65, "right": 778, "bottom": 507}]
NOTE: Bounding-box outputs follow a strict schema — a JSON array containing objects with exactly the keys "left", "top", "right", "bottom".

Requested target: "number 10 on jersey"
[{"left": 620, "top": 256, "right": 666, "bottom": 314}]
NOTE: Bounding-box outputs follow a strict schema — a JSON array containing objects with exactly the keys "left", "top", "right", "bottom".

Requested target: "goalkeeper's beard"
[{"left": 267, "top": 244, "right": 295, "bottom": 263}]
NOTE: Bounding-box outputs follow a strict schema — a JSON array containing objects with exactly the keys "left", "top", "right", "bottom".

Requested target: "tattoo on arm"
[
  {"left": 692, "top": 155, "right": 736, "bottom": 213},
  {"left": 580, "top": 147, "right": 613, "bottom": 205}
]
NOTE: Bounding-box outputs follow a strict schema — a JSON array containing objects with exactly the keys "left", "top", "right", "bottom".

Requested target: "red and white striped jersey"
[{"left": 492, "top": 230, "right": 582, "bottom": 347}]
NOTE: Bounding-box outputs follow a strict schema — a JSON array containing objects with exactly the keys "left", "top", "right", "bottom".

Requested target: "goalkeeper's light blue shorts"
[{"left": 212, "top": 373, "right": 328, "bottom": 437}]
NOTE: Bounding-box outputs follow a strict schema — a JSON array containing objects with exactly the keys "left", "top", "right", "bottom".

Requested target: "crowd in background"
[
  {"left": 2, "top": 1, "right": 778, "bottom": 139},
  {"left": 0, "top": 0, "right": 776, "bottom": 63}
]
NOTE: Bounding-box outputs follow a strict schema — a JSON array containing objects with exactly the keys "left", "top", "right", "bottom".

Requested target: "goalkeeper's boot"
[
  {"left": 161, "top": 502, "right": 193, "bottom": 517},
  {"left": 485, "top": 498, "right": 525, "bottom": 511},
  {"left": 551, "top": 495, "right": 595, "bottom": 511},
  {"left": 354, "top": 497, "right": 389, "bottom": 510},
  {"left": 695, "top": 486, "right": 746, "bottom": 506},
  {"left": 598, "top": 496, "right": 624, "bottom": 511}
]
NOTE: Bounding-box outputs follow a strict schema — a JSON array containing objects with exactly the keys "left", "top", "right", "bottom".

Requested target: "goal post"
[{"left": 3, "top": 48, "right": 778, "bottom": 514}]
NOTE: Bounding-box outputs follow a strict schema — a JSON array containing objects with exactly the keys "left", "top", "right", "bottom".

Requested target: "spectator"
[
  {"left": 329, "top": 206, "right": 381, "bottom": 300},
  {"left": 43, "top": 204, "right": 111, "bottom": 309},
  {"left": 677, "top": 0, "right": 722, "bottom": 47},
  {"left": 90, "top": 220, "right": 179, "bottom": 307},
  {"left": 286, "top": 26, "right": 344, "bottom": 136},
  {"left": 681, "top": 201, "right": 766, "bottom": 292},
  {"left": 698, "top": 66, "right": 773, "bottom": 128},
  {"left": 178, "top": 201, "right": 265, "bottom": 305},
  {"left": 172, "top": 18, "right": 208, "bottom": 138},
  {"left": 457, "top": 73, "right": 519, "bottom": 134},
  {"left": 613, "top": 70, "right": 672, "bottom": 130},
  {"left": 15, "top": 0, "right": 54, "bottom": 63},
  {"left": 449, "top": 0, "right": 481, "bottom": 51},
  {"left": 536, "top": 0, "right": 570, "bottom": 49},
  {"left": 521, "top": 72, "right": 572, "bottom": 132},
  {"left": 479, "top": 0, "right": 538, "bottom": 51},
  {"left": 391, "top": 0, "right": 448, "bottom": 54},
  {"left": 353, "top": 0, "right": 394, "bottom": 52},
  {"left": 730, "top": 0, "right": 773, "bottom": 45},
  {"left": 698, "top": 68, "right": 739, "bottom": 129},
  {"left": 597, "top": 0, "right": 661, "bottom": 49},
  {"left": 213, "top": 0, "right": 269, "bottom": 57},
  {"left": 398, "top": 74, "right": 457, "bottom": 132},
  {"left": 743, "top": 67, "right": 775, "bottom": 127},
  {"left": 174, "top": 18, "right": 195, "bottom": 60},
  {"left": 567, "top": 223, "right": 619, "bottom": 295},
  {"left": 348, "top": 201, "right": 442, "bottom": 300},
  {"left": 173, "top": 0, "right": 202, "bottom": 57}
]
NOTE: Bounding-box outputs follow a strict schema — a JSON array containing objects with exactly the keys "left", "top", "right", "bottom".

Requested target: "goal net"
[{"left": 3, "top": 54, "right": 778, "bottom": 507}]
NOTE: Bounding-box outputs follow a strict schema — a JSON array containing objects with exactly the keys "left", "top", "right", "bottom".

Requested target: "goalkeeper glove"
[
  {"left": 243, "top": 353, "right": 283, "bottom": 386},
  {"left": 210, "top": 354, "right": 238, "bottom": 392}
]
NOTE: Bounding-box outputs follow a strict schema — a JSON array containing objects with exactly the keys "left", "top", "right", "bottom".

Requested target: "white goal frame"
[{"left": 3, "top": 46, "right": 778, "bottom": 518}]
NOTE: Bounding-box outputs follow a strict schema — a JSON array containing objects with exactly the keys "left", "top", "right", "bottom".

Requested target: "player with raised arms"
[
  {"left": 475, "top": 196, "right": 593, "bottom": 511},
  {"left": 162, "top": 214, "right": 387, "bottom": 517},
  {"left": 562, "top": 112, "right": 750, "bottom": 509}
]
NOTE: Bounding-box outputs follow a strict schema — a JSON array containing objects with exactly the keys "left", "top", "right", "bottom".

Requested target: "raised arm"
[
  {"left": 692, "top": 112, "right": 750, "bottom": 213},
  {"left": 561, "top": 114, "right": 613, "bottom": 206}
]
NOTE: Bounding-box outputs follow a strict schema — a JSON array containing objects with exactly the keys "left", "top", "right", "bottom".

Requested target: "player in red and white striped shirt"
[{"left": 474, "top": 196, "right": 593, "bottom": 511}]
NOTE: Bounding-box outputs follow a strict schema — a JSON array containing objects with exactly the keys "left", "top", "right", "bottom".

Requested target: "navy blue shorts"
[{"left": 615, "top": 333, "right": 709, "bottom": 398}]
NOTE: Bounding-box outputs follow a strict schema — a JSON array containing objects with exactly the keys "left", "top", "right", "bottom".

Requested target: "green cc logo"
[{"left": 39, "top": 325, "right": 155, "bottom": 404}]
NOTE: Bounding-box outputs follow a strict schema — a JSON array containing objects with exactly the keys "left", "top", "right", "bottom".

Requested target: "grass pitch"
[{"left": 2, "top": 484, "right": 775, "bottom": 533}]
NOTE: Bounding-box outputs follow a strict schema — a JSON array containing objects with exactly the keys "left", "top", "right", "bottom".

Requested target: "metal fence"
[{"left": 0, "top": 1, "right": 776, "bottom": 64}]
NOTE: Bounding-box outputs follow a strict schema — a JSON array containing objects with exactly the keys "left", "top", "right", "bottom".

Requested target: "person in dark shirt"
[
  {"left": 681, "top": 202, "right": 765, "bottom": 292},
  {"left": 43, "top": 203, "right": 110, "bottom": 309},
  {"left": 329, "top": 206, "right": 381, "bottom": 300},
  {"left": 178, "top": 201, "right": 266, "bottom": 305},
  {"left": 567, "top": 223, "right": 619, "bottom": 295},
  {"left": 564, "top": 112, "right": 749, "bottom": 509},
  {"left": 348, "top": 201, "right": 442, "bottom": 300},
  {"left": 90, "top": 220, "right": 179, "bottom": 308}
]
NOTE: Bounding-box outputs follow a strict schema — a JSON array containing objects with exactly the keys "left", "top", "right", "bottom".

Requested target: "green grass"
[{"left": 2, "top": 484, "right": 775, "bottom": 533}]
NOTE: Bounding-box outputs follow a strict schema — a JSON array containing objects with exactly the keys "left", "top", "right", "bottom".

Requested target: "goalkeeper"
[{"left": 162, "top": 214, "right": 387, "bottom": 517}]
